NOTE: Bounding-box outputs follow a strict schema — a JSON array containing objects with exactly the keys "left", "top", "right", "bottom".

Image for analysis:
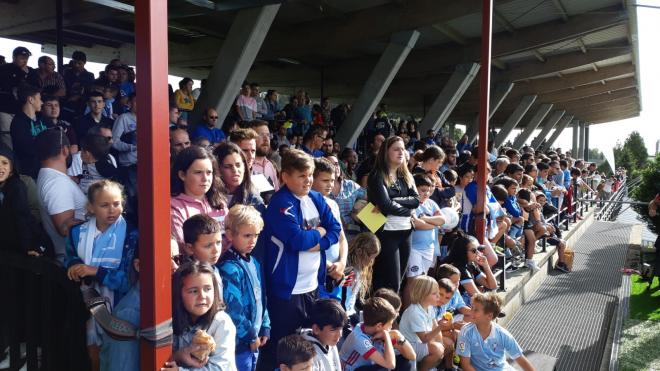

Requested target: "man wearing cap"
[
  {"left": 0, "top": 46, "right": 33, "bottom": 149},
  {"left": 63, "top": 51, "right": 95, "bottom": 118}
]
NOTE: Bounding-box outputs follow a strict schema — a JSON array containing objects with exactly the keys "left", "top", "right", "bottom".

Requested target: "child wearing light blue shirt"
[
  {"left": 408, "top": 174, "right": 446, "bottom": 277},
  {"left": 457, "top": 292, "right": 533, "bottom": 371}
]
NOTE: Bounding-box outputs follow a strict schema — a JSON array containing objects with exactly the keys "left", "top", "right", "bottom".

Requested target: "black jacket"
[
  {"left": 412, "top": 166, "right": 456, "bottom": 208},
  {"left": 367, "top": 170, "right": 419, "bottom": 217},
  {"left": 10, "top": 112, "right": 48, "bottom": 178},
  {"left": 0, "top": 175, "right": 50, "bottom": 255}
]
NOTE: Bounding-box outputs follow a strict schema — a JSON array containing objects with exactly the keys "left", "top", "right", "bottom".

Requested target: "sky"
[{"left": 0, "top": 3, "right": 657, "bottom": 158}]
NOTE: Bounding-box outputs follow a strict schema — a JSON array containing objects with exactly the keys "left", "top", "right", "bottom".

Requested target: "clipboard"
[{"left": 356, "top": 202, "right": 387, "bottom": 233}]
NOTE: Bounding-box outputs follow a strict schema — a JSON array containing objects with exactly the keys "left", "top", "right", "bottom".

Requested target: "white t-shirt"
[
  {"left": 399, "top": 303, "right": 435, "bottom": 344},
  {"left": 325, "top": 197, "right": 341, "bottom": 263},
  {"left": 37, "top": 167, "right": 88, "bottom": 263},
  {"left": 292, "top": 195, "right": 321, "bottom": 294}
]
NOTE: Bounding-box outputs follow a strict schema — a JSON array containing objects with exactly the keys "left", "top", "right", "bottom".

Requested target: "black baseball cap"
[{"left": 12, "top": 46, "right": 31, "bottom": 57}]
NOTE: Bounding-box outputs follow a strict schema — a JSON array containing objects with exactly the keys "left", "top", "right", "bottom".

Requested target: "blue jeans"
[{"left": 236, "top": 350, "right": 258, "bottom": 371}]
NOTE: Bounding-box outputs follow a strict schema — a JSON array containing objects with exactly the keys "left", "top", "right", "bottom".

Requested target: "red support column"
[
  {"left": 135, "top": 0, "right": 172, "bottom": 370},
  {"left": 475, "top": 0, "right": 493, "bottom": 243}
]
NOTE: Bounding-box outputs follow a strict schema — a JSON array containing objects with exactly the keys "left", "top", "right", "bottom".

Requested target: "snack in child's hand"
[
  {"left": 389, "top": 330, "right": 400, "bottom": 342},
  {"left": 443, "top": 312, "right": 453, "bottom": 321},
  {"left": 190, "top": 329, "right": 216, "bottom": 361}
]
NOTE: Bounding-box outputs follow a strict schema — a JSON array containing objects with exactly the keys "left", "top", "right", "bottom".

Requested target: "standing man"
[
  {"left": 251, "top": 120, "right": 280, "bottom": 191},
  {"left": 40, "top": 95, "right": 78, "bottom": 153},
  {"left": 250, "top": 82, "right": 268, "bottom": 119},
  {"left": 10, "top": 85, "right": 48, "bottom": 178},
  {"left": 62, "top": 51, "right": 94, "bottom": 120},
  {"left": 112, "top": 94, "right": 138, "bottom": 214},
  {"left": 190, "top": 107, "right": 225, "bottom": 145},
  {"left": 355, "top": 133, "right": 385, "bottom": 187},
  {"left": 300, "top": 125, "right": 326, "bottom": 158},
  {"left": 36, "top": 128, "right": 87, "bottom": 263},
  {"left": 75, "top": 91, "right": 114, "bottom": 139},
  {"left": 0, "top": 46, "right": 32, "bottom": 149},
  {"left": 27, "top": 56, "right": 66, "bottom": 96}
]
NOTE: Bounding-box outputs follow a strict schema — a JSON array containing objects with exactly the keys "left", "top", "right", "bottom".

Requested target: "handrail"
[
  {"left": 595, "top": 178, "right": 635, "bottom": 221},
  {"left": 0, "top": 250, "right": 89, "bottom": 371}
]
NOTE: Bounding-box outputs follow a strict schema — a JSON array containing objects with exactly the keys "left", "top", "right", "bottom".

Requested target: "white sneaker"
[{"left": 526, "top": 259, "right": 540, "bottom": 273}]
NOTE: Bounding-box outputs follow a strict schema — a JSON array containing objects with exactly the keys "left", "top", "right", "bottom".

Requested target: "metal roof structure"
[{"left": 0, "top": 0, "right": 642, "bottom": 127}]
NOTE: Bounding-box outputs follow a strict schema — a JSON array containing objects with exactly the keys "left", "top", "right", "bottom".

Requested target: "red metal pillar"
[
  {"left": 474, "top": 0, "right": 493, "bottom": 243},
  {"left": 135, "top": 0, "right": 172, "bottom": 370}
]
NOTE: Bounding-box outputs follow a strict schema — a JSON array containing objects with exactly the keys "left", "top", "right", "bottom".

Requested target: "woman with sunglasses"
[
  {"left": 444, "top": 231, "right": 498, "bottom": 306},
  {"left": 367, "top": 136, "right": 419, "bottom": 293}
]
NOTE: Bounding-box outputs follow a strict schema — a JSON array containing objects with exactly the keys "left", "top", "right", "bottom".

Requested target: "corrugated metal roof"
[
  {"left": 496, "top": 0, "right": 562, "bottom": 29},
  {"left": 561, "top": 0, "right": 621, "bottom": 15},
  {"left": 445, "top": 12, "right": 492, "bottom": 39},
  {"left": 582, "top": 23, "right": 629, "bottom": 45}
]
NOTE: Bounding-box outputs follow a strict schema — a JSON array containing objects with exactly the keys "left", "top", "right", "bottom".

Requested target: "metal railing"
[
  {"left": 594, "top": 177, "right": 638, "bottom": 221},
  {"left": 0, "top": 251, "right": 90, "bottom": 371}
]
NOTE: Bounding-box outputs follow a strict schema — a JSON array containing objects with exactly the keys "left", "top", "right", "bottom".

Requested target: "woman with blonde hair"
[{"left": 367, "top": 136, "right": 419, "bottom": 293}]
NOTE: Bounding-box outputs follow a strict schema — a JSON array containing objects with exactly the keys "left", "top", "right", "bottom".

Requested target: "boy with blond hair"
[{"left": 218, "top": 205, "right": 270, "bottom": 371}]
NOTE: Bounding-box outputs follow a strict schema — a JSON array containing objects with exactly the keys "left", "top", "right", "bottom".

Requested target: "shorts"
[
  {"left": 407, "top": 249, "right": 434, "bottom": 277},
  {"left": 410, "top": 341, "right": 430, "bottom": 362},
  {"left": 508, "top": 224, "right": 523, "bottom": 238}
]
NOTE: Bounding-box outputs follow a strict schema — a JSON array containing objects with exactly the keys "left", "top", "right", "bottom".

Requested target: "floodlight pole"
[
  {"left": 474, "top": 0, "right": 493, "bottom": 243},
  {"left": 135, "top": 0, "right": 173, "bottom": 370}
]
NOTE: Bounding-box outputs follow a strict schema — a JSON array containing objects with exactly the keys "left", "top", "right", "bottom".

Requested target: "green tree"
[
  {"left": 631, "top": 154, "right": 660, "bottom": 234},
  {"left": 614, "top": 131, "right": 648, "bottom": 172},
  {"left": 588, "top": 148, "right": 605, "bottom": 162}
]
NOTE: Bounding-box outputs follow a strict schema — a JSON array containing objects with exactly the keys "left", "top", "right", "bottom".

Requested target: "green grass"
[
  {"left": 629, "top": 274, "right": 660, "bottom": 321},
  {"left": 619, "top": 319, "right": 660, "bottom": 371}
]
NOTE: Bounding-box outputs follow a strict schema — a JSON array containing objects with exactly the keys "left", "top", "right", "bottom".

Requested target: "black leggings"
[{"left": 372, "top": 229, "right": 412, "bottom": 293}]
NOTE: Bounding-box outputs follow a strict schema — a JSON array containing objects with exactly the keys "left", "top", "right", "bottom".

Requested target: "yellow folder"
[{"left": 356, "top": 202, "right": 387, "bottom": 233}]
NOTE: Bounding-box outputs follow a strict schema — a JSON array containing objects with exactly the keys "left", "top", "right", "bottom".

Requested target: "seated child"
[
  {"left": 67, "top": 132, "right": 118, "bottom": 195},
  {"left": 277, "top": 335, "right": 316, "bottom": 371},
  {"left": 301, "top": 299, "right": 348, "bottom": 371},
  {"left": 398, "top": 276, "right": 445, "bottom": 371},
  {"left": 339, "top": 297, "right": 398, "bottom": 371},
  {"left": 372, "top": 289, "right": 417, "bottom": 371},
  {"left": 64, "top": 180, "right": 136, "bottom": 370},
  {"left": 534, "top": 192, "right": 570, "bottom": 273},
  {"left": 457, "top": 292, "right": 533, "bottom": 371},
  {"left": 218, "top": 205, "right": 270, "bottom": 371},
  {"left": 491, "top": 184, "right": 523, "bottom": 261},
  {"left": 312, "top": 157, "right": 349, "bottom": 300},
  {"left": 182, "top": 214, "right": 223, "bottom": 296},
  {"left": 495, "top": 177, "right": 523, "bottom": 241},
  {"left": 516, "top": 188, "right": 541, "bottom": 272},
  {"left": 432, "top": 264, "right": 471, "bottom": 322},
  {"left": 261, "top": 149, "right": 342, "bottom": 370},
  {"left": 170, "top": 261, "right": 237, "bottom": 371}
]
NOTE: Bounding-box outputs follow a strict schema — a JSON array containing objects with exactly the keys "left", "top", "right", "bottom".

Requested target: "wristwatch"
[{"left": 397, "top": 337, "right": 407, "bottom": 346}]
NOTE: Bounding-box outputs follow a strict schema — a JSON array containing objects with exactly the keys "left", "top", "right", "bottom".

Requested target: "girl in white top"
[
  {"left": 165, "top": 261, "right": 237, "bottom": 371},
  {"left": 399, "top": 276, "right": 446, "bottom": 371}
]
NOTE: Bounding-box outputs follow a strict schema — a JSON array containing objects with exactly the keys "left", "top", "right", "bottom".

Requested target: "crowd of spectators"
[{"left": 0, "top": 46, "right": 626, "bottom": 371}]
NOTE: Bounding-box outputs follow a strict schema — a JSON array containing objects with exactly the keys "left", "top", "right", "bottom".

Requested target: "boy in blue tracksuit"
[
  {"left": 257, "top": 148, "right": 341, "bottom": 371},
  {"left": 219, "top": 204, "right": 271, "bottom": 371}
]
